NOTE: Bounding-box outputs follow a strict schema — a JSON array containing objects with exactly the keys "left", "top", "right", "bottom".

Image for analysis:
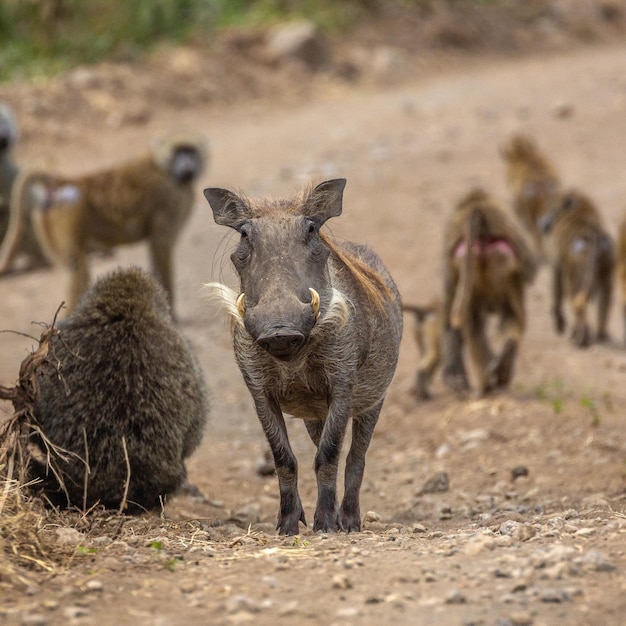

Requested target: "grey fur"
[
  {"left": 30, "top": 266, "right": 209, "bottom": 512},
  {"left": 0, "top": 103, "right": 19, "bottom": 242},
  {"left": 204, "top": 178, "right": 402, "bottom": 535}
]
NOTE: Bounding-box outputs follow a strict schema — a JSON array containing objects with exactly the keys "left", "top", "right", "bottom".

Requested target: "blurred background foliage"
[{"left": 0, "top": 0, "right": 497, "bottom": 81}]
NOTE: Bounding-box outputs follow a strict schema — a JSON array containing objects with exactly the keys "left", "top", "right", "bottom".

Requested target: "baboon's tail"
[
  {"left": 450, "top": 208, "right": 483, "bottom": 329},
  {"left": 402, "top": 303, "right": 438, "bottom": 323}
]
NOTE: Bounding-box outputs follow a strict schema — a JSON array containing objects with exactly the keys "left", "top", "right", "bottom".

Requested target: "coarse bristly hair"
[{"left": 203, "top": 282, "right": 351, "bottom": 331}]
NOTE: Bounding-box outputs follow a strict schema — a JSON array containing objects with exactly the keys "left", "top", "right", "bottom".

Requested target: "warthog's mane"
[{"left": 241, "top": 186, "right": 395, "bottom": 311}]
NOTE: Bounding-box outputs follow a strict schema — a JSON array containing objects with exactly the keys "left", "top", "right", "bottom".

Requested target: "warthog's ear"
[
  {"left": 204, "top": 188, "right": 249, "bottom": 229},
  {"left": 305, "top": 178, "right": 347, "bottom": 226}
]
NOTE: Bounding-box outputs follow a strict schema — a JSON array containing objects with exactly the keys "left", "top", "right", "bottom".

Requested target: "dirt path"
[{"left": 2, "top": 42, "right": 626, "bottom": 625}]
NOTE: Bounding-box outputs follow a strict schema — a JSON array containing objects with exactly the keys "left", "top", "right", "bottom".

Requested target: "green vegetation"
[
  {"left": 534, "top": 378, "right": 613, "bottom": 427},
  {"left": 0, "top": 0, "right": 366, "bottom": 81},
  {"left": 0, "top": 0, "right": 497, "bottom": 81}
]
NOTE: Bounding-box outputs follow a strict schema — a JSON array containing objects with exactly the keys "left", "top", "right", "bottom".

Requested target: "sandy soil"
[{"left": 2, "top": 22, "right": 626, "bottom": 626}]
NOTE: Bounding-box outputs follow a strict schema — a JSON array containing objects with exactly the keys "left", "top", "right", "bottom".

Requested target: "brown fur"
[
  {"left": 402, "top": 300, "right": 442, "bottom": 400},
  {"left": 442, "top": 188, "right": 537, "bottom": 397},
  {"left": 618, "top": 216, "right": 626, "bottom": 346},
  {"left": 501, "top": 133, "right": 561, "bottom": 258},
  {"left": 541, "top": 189, "right": 614, "bottom": 347},
  {"left": 0, "top": 135, "right": 207, "bottom": 314}
]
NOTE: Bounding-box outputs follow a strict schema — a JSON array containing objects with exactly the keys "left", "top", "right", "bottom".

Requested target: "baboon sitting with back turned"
[
  {"left": 27, "top": 266, "right": 209, "bottom": 512},
  {"left": 0, "top": 134, "right": 208, "bottom": 314},
  {"left": 442, "top": 188, "right": 537, "bottom": 397},
  {"left": 501, "top": 133, "right": 561, "bottom": 259},
  {"left": 540, "top": 189, "right": 614, "bottom": 348}
]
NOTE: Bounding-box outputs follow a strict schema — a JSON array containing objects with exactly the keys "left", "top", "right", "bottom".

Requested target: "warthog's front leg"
[
  {"left": 313, "top": 394, "right": 352, "bottom": 533},
  {"left": 340, "top": 398, "right": 383, "bottom": 532},
  {"left": 254, "top": 394, "right": 306, "bottom": 535}
]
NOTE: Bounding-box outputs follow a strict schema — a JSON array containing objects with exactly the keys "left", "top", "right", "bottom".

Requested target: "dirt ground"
[{"left": 2, "top": 7, "right": 626, "bottom": 626}]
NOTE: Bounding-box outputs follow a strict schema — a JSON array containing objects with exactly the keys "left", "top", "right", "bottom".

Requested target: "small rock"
[
  {"left": 421, "top": 471, "right": 450, "bottom": 494},
  {"left": 54, "top": 527, "right": 86, "bottom": 546},
  {"left": 263, "top": 21, "right": 328, "bottom": 71},
  {"left": 509, "top": 612, "right": 534, "bottom": 626},
  {"left": 445, "top": 589, "right": 467, "bottom": 604},
  {"left": 511, "top": 466, "right": 529, "bottom": 480},
  {"left": 538, "top": 588, "right": 571, "bottom": 603},
  {"left": 63, "top": 606, "right": 91, "bottom": 620},
  {"left": 19, "top": 614, "right": 48, "bottom": 626},
  {"left": 226, "top": 595, "right": 263, "bottom": 614},
  {"left": 552, "top": 100, "right": 574, "bottom": 119},
  {"left": 412, "top": 523, "right": 427, "bottom": 533},
  {"left": 576, "top": 549, "right": 616, "bottom": 572},
  {"left": 85, "top": 580, "right": 103, "bottom": 592},
  {"left": 499, "top": 520, "right": 535, "bottom": 541},
  {"left": 364, "top": 510, "right": 382, "bottom": 523},
  {"left": 332, "top": 574, "right": 352, "bottom": 590},
  {"left": 464, "top": 533, "right": 496, "bottom": 555}
]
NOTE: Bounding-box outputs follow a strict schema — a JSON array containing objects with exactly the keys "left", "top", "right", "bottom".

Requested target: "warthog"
[{"left": 204, "top": 178, "right": 402, "bottom": 535}]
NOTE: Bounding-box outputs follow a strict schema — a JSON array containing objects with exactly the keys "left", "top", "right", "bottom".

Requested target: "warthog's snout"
[{"left": 257, "top": 326, "right": 306, "bottom": 359}]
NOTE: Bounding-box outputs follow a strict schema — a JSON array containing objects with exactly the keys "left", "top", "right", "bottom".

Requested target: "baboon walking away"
[
  {"left": 442, "top": 188, "right": 537, "bottom": 397},
  {"left": 501, "top": 133, "right": 561, "bottom": 259},
  {"left": 540, "top": 189, "right": 614, "bottom": 348},
  {"left": 204, "top": 178, "right": 403, "bottom": 535}
]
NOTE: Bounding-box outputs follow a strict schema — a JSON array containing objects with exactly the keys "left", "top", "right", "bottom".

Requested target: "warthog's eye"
[
  {"left": 233, "top": 223, "right": 253, "bottom": 266},
  {"left": 304, "top": 218, "right": 319, "bottom": 243}
]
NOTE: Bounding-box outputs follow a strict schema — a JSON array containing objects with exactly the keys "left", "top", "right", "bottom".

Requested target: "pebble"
[
  {"left": 445, "top": 589, "right": 467, "bottom": 604},
  {"left": 537, "top": 588, "right": 571, "bottom": 603},
  {"left": 421, "top": 471, "right": 450, "bottom": 494},
  {"left": 19, "top": 615, "right": 48, "bottom": 626},
  {"left": 332, "top": 574, "right": 352, "bottom": 590},
  {"left": 364, "top": 510, "right": 382, "bottom": 523},
  {"left": 576, "top": 549, "right": 616, "bottom": 572},
  {"left": 53, "top": 527, "right": 86, "bottom": 546},
  {"left": 85, "top": 580, "right": 104, "bottom": 592}
]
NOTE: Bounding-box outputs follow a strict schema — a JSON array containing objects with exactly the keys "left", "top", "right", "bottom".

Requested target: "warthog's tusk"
[
  {"left": 236, "top": 293, "right": 246, "bottom": 318},
  {"left": 309, "top": 288, "right": 320, "bottom": 320}
]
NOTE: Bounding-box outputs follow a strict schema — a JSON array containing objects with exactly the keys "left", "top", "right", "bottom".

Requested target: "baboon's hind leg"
[
  {"left": 465, "top": 306, "right": 494, "bottom": 397},
  {"left": 488, "top": 311, "right": 522, "bottom": 390}
]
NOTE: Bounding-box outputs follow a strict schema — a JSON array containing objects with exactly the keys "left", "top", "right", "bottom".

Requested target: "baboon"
[
  {"left": 442, "top": 188, "right": 537, "bottom": 397},
  {"left": 0, "top": 103, "right": 52, "bottom": 272},
  {"left": 402, "top": 300, "right": 442, "bottom": 400},
  {"left": 501, "top": 133, "right": 561, "bottom": 258},
  {"left": 28, "top": 266, "right": 209, "bottom": 512},
  {"left": 0, "top": 134, "right": 208, "bottom": 313},
  {"left": 205, "top": 178, "right": 402, "bottom": 535},
  {"left": 618, "top": 216, "right": 626, "bottom": 346},
  {"left": 0, "top": 102, "right": 19, "bottom": 240},
  {"left": 540, "top": 189, "right": 614, "bottom": 347}
]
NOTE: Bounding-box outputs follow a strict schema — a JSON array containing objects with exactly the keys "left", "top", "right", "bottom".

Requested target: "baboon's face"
[{"left": 169, "top": 146, "right": 204, "bottom": 184}]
